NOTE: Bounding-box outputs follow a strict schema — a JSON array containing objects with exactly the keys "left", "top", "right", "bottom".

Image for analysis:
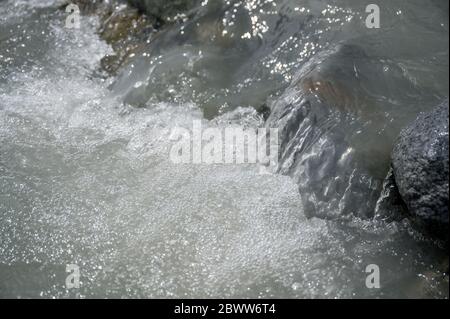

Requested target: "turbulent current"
[{"left": 0, "top": 0, "right": 448, "bottom": 298}]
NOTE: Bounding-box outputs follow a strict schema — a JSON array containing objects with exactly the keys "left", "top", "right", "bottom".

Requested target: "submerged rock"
[
  {"left": 266, "top": 40, "right": 445, "bottom": 221},
  {"left": 266, "top": 43, "right": 390, "bottom": 220},
  {"left": 391, "top": 101, "right": 449, "bottom": 241},
  {"left": 98, "top": 5, "right": 154, "bottom": 75},
  {"left": 110, "top": 0, "right": 322, "bottom": 117},
  {"left": 61, "top": 0, "right": 156, "bottom": 75}
]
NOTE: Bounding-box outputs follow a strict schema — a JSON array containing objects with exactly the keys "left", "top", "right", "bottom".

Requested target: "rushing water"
[{"left": 0, "top": 0, "right": 448, "bottom": 298}]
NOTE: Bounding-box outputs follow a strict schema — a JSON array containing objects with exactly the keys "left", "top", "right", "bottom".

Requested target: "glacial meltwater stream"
[{"left": 0, "top": 0, "right": 448, "bottom": 298}]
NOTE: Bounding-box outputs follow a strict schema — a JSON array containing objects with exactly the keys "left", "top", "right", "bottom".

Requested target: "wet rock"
[
  {"left": 391, "top": 101, "right": 449, "bottom": 241},
  {"left": 111, "top": 0, "right": 312, "bottom": 116},
  {"left": 60, "top": 0, "right": 156, "bottom": 75},
  {"left": 267, "top": 44, "right": 387, "bottom": 220},
  {"left": 98, "top": 5, "right": 154, "bottom": 75},
  {"left": 127, "top": 0, "right": 201, "bottom": 23}
]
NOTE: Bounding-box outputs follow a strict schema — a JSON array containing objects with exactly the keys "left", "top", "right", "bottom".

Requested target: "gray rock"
[
  {"left": 266, "top": 44, "right": 388, "bottom": 220},
  {"left": 391, "top": 101, "right": 449, "bottom": 240}
]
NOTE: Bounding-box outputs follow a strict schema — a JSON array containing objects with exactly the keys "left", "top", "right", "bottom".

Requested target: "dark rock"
[
  {"left": 391, "top": 101, "right": 449, "bottom": 241},
  {"left": 127, "top": 0, "right": 201, "bottom": 22}
]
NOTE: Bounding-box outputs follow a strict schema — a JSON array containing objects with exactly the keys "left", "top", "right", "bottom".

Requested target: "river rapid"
[{"left": 0, "top": 0, "right": 448, "bottom": 298}]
